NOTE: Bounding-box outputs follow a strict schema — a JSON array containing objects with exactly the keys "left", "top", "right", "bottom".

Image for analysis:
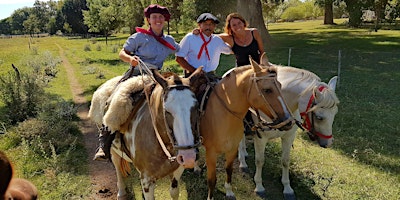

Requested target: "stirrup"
[{"left": 93, "top": 147, "right": 108, "bottom": 161}]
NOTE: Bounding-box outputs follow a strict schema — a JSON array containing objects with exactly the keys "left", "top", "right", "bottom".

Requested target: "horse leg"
[
  {"left": 206, "top": 151, "right": 218, "bottom": 200},
  {"left": 170, "top": 166, "right": 185, "bottom": 200},
  {"left": 281, "top": 131, "right": 296, "bottom": 200},
  {"left": 140, "top": 176, "right": 155, "bottom": 200},
  {"left": 253, "top": 135, "right": 268, "bottom": 197},
  {"left": 111, "top": 149, "right": 128, "bottom": 200},
  {"left": 238, "top": 136, "right": 249, "bottom": 173},
  {"left": 224, "top": 150, "right": 237, "bottom": 200}
]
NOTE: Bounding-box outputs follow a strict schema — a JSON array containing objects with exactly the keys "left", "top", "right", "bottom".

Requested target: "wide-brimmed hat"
[
  {"left": 196, "top": 13, "right": 220, "bottom": 24},
  {"left": 144, "top": 4, "right": 171, "bottom": 21}
]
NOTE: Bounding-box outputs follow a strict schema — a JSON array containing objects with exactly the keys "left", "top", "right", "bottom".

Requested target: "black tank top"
[{"left": 232, "top": 30, "right": 260, "bottom": 67}]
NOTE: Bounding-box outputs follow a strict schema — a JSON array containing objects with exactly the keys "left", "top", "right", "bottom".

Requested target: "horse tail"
[{"left": 120, "top": 159, "right": 131, "bottom": 177}]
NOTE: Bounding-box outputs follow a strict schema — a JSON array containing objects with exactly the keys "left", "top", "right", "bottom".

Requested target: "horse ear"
[
  {"left": 313, "top": 86, "right": 323, "bottom": 103},
  {"left": 260, "top": 52, "right": 271, "bottom": 67},
  {"left": 151, "top": 69, "right": 168, "bottom": 89},
  {"left": 328, "top": 76, "right": 338, "bottom": 91},
  {"left": 250, "top": 56, "right": 262, "bottom": 73},
  {"left": 188, "top": 66, "right": 207, "bottom": 93}
]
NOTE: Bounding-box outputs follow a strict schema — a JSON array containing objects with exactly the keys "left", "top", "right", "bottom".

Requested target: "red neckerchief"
[
  {"left": 197, "top": 32, "right": 212, "bottom": 60},
  {"left": 135, "top": 27, "right": 176, "bottom": 51}
]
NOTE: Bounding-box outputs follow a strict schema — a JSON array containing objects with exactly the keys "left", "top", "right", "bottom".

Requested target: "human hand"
[
  {"left": 130, "top": 56, "right": 140, "bottom": 67},
  {"left": 192, "top": 28, "right": 200, "bottom": 35}
]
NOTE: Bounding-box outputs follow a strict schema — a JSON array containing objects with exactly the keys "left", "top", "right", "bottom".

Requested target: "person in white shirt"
[{"left": 175, "top": 13, "right": 232, "bottom": 77}]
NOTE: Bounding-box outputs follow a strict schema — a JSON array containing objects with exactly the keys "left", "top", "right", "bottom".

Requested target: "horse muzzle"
[
  {"left": 270, "top": 117, "right": 294, "bottom": 131},
  {"left": 176, "top": 149, "right": 196, "bottom": 169}
]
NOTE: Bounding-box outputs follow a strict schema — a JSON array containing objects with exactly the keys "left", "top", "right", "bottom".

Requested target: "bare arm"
[
  {"left": 218, "top": 33, "right": 234, "bottom": 47},
  {"left": 252, "top": 29, "right": 265, "bottom": 58},
  {"left": 175, "top": 56, "right": 196, "bottom": 74},
  {"left": 119, "top": 48, "right": 139, "bottom": 67}
]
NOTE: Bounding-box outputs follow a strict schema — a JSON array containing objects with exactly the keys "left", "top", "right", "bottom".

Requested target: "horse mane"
[{"left": 275, "top": 65, "right": 339, "bottom": 110}]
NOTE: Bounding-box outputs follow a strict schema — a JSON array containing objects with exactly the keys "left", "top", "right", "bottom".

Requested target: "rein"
[
  {"left": 248, "top": 72, "right": 294, "bottom": 130},
  {"left": 147, "top": 82, "right": 201, "bottom": 162},
  {"left": 300, "top": 85, "right": 333, "bottom": 140}
]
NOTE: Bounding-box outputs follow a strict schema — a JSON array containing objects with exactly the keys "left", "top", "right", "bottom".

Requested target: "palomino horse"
[
  {"left": 201, "top": 54, "right": 294, "bottom": 200},
  {"left": 106, "top": 67, "right": 205, "bottom": 200},
  {"left": 237, "top": 60, "right": 339, "bottom": 199},
  {"left": 0, "top": 151, "right": 38, "bottom": 200}
]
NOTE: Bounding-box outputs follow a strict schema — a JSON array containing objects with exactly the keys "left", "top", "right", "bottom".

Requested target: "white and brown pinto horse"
[
  {"left": 108, "top": 68, "right": 205, "bottom": 200},
  {"left": 0, "top": 151, "right": 38, "bottom": 200},
  {"left": 201, "top": 55, "right": 294, "bottom": 200},
  {"left": 237, "top": 61, "right": 339, "bottom": 199}
]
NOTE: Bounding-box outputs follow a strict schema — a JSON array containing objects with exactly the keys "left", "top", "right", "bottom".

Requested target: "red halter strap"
[
  {"left": 135, "top": 27, "right": 176, "bottom": 51},
  {"left": 300, "top": 86, "right": 332, "bottom": 139},
  {"left": 197, "top": 32, "right": 212, "bottom": 60}
]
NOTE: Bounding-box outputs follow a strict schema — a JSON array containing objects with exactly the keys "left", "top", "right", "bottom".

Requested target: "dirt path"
[{"left": 56, "top": 44, "right": 118, "bottom": 199}]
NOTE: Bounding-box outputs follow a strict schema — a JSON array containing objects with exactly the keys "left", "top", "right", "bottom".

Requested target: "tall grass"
[{"left": 0, "top": 19, "right": 399, "bottom": 199}]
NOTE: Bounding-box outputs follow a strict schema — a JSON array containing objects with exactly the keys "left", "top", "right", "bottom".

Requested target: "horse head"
[
  {"left": 248, "top": 54, "right": 293, "bottom": 131},
  {"left": 302, "top": 76, "right": 339, "bottom": 148},
  {"left": 0, "top": 151, "right": 38, "bottom": 200},
  {"left": 147, "top": 67, "right": 204, "bottom": 169}
]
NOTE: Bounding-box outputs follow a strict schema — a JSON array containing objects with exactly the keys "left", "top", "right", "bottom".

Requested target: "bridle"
[
  {"left": 213, "top": 70, "right": 293, "bottom": 131},
  {"left": 300, "top": 85, "right": 333, "bottom": 141},
  {"left": 248, "top": 72, "right": 293, "bottom": 130},
  {"left": 148, "top": 84, "right": 202, "bottom": 162}
]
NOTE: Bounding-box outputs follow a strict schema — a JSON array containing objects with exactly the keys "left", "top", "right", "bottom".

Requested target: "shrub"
[
  {"left": 0, "top": 70, "right": 46, "bottom": 124},
  {"left": 111, "top": 44, "right": 119, "bottom": 53},
  {"left": 96, "top": 44, "right": 102, "bottom": 51},
  {"left": 83, "top": 44, "right": 91, "bottom": 51}
]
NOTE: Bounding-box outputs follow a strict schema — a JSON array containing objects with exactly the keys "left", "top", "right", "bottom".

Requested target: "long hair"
[{"left": 224, "top": 13, "right": 249, "bottom": 35}]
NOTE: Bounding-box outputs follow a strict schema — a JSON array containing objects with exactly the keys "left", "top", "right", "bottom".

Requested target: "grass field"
[{"left": 0, "top": 19, "right": 399, "bottom": 199}]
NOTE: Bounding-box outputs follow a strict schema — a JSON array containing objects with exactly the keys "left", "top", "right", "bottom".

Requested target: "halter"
[
  {"left": 148, "top": 82, "right": 202, "bottom": 162},
  {"left": 300, "top": 85, "right": 333, "bottom": 140}
]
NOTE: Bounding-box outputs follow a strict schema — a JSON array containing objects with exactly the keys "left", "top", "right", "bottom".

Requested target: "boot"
[
  {"left": 93, "top": 125, "right": 111, "bottom": 161},
  {"left": 243, "top": 111, "right": 255, "bottom": 136}
]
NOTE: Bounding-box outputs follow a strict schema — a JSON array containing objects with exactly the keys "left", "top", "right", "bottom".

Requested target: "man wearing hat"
[{"left": 176, "top": 13, "right": 232, "bottom": 77}]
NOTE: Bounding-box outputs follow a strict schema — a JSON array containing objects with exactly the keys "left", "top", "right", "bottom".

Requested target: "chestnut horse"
[
  {"left": 201, "top": 54, "right": 294, "bottom": 200},
  {"left": 0, "top": 151, "right": 38, "bottom": 200},
  {"left": 108, "top": 67, "right": 205, "bottom": 200},
  {"left": 237, "top": 60, "right": 339, "bottom": 199}
]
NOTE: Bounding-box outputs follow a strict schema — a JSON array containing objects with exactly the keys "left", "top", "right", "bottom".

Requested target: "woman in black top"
[{"left": 219, "top": 13, "right": 265, "bottom": 66}]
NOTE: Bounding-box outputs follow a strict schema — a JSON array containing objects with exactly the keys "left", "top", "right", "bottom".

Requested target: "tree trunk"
[
  {"left": 237, "top": 0, "right": 271, "bottom": 50},
  {"left": 324, "top": 0, "right": 334, "bottom": 25}
]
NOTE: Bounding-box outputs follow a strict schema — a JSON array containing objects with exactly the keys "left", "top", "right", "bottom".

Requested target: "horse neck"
[{"left": 212, "top": 70, "right": 252, "bottom": 116}]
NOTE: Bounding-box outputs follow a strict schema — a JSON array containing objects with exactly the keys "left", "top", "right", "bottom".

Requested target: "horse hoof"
[
  {"left": 239, "top": 167, "right": 250, "bottom": 173},
  {"left": 255, "top": 191, "right": 267, "bottom": 199},
  {"left": 283, "top": 193, "right": 296, "bottom": 200},
  {"left": 225, "top": 195, "right": 236, "bottom": 200},
  {"left": 117, "top": 194, "right": 128, "bottom": 200}
]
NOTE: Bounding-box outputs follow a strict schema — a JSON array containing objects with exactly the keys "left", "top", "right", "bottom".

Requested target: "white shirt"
[{"left": 176, "top": 33, "right": 232, "bottom": 72}]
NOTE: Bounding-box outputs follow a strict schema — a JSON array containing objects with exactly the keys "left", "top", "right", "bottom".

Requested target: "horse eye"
[
  {"left": 264, "top": 89, "right": 272, "bottom": 94},
  {"left": 315, "top": 115, "right": 324, "bottom": 121}
]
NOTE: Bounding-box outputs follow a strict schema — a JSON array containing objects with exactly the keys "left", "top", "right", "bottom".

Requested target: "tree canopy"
[{"left": 0, "top": 0, "right": 399, "bottom": 36}]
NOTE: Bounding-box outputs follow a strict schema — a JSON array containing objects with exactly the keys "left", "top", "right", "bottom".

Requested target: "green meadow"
[{"left": 0, "top": 19, "right": 399, "bottom": 199}]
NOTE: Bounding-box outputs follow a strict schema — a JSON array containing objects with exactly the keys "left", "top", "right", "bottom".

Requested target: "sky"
[{"left": 0, "top": 0, "right": 38, "bottom": 20}]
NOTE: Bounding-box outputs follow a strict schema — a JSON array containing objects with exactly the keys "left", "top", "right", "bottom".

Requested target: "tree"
[
  {"left": 238, "top": 0, "right": 272, "bottom": 48},
  {"left": 0, "top": 18, "right": 12, "bottom": 35},
  {"left": 62, "top": 0, "right": 88, "bottom": 34},
  {"left": 83, "top": 0, "right": 124, "bottom": 42},
  {"left": 317, "top": 0, "right": 335, "bottom": 24},
  {"left": 9, "top": 8, "right": 31, "bottom": 34}
]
